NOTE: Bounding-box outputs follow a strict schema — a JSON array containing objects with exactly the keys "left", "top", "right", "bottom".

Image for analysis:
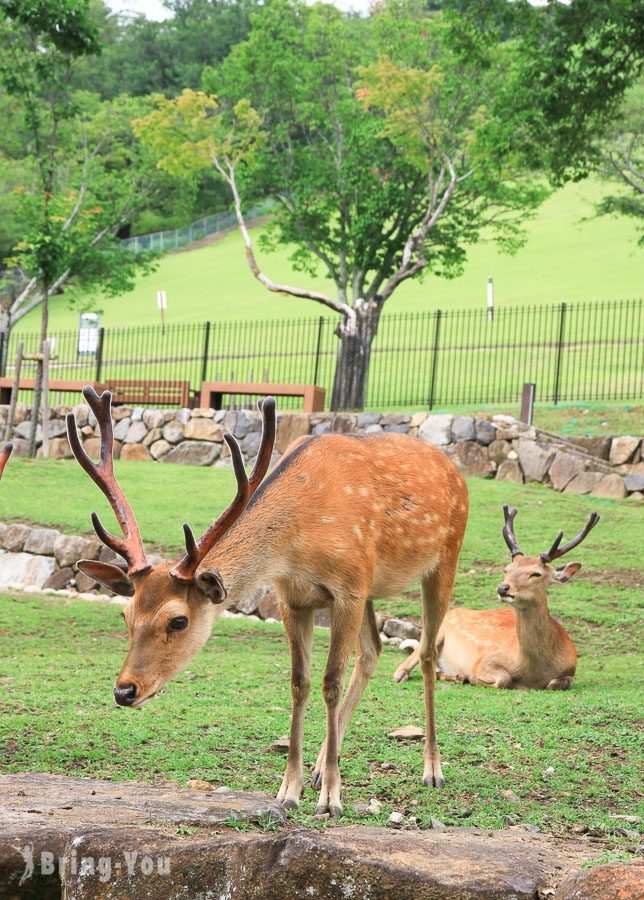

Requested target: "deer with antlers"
[
  {"left": 66, "top": 387, "right": 468, "bottom": 816},
  {"left": 394, "top": 505, "right": 599, "bottom": 690}
]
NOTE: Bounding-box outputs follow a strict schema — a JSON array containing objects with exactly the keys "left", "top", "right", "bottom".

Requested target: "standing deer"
[
  {"left": 0, "top": 442, "right": 12, "bottom": 479},
  {"left": 394, "top": 505, "right": 599, "bottom": 690},
  {"left": 66, "top": 387, "right": 468, "bottom": 816}
]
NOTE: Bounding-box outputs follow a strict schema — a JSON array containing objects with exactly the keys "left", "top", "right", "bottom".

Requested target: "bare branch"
[{"left": 208, "top": 140, "right": 356, "bottom": 328}]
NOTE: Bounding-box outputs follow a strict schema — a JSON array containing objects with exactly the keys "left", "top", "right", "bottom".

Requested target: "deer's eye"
[
  {"left": 529, "top": 572, "right": 542, "bottom": 578},
  {"left": 169, "top": 616, "right": 189, "bottom": 631}
]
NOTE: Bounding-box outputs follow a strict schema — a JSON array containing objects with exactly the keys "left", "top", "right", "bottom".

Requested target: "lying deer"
[
  {"left": 66, "top": 388, "right": 468, "bottom": 816},
  {"left": 393, "top": 505, "right": 599, "bottom": 690}
]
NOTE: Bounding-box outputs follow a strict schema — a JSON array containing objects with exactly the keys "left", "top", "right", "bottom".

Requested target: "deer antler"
[
  {"left": 66, "top": 387, "right": 149, "bottom": 574},
  {"left": 0, "top": 443, "right": 13, "bottom": 480},
  {"left": 501, "top": 505, "right": 523, "bottom": 558},
  {"left": 170, "top": 397, "right": 276, "bottom": 583},
  {"left": 540, "top": 512, "right": 600, "bottom": 564}
]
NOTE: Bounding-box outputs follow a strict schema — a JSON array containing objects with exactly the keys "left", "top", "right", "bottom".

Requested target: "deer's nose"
[
  {"left": 114, "top": 682, "right": 137, "bottom": 707},
  {"left": 497, "top": 583, "right": 511, "bottom": 596}
]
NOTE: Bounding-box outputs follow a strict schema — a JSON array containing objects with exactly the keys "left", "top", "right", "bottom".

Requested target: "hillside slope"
[{"left": 20, "top": 179, "right": 643, "bottom": 334}]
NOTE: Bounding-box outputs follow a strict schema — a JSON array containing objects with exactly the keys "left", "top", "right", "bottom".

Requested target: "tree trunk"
[{"left": 331, "top": 302, "right": 381, "bottom": 411}]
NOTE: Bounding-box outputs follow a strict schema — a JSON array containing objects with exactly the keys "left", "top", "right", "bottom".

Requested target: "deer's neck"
[
  {"left": 514, "top": 599, "right": 559, "bottom": 668},
  {"left": 205, "top": 512, "right": 280, "bottom": 605}
]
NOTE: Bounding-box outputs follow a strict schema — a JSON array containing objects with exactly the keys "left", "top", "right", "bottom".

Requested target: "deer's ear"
[
  {"left": 76, "top": 560, "right": 135, "bottom": 597},
  {"left": 195, "top": 568, "right": 228, "bottom": 604},
  {"left": 553, "top": 562, "right": 581, "bottom": 583}
]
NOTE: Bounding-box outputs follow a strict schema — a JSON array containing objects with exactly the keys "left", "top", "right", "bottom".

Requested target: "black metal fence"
[{"left": 1, "top": 298, "right": 642, "bottom": 410}]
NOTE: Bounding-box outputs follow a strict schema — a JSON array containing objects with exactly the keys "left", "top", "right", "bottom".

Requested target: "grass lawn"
[
  {"left": 19, "top": 180, "right": 643, "bottom": 334},
  {"left": 0, "top": 463, "right": 642, "bottom": 849}
]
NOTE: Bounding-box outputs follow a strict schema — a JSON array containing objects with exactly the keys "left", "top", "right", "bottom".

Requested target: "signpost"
[
  {"left": 78, "top": 313, "right": 100, "bottom": 356},
  {"left": 157, "top": 290, "right": 167, "bottom": 334},
  {"left": 487, "top": 276, "right": 494, "bottom": 322}
]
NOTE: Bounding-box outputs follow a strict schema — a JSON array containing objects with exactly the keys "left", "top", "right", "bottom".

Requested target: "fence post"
[
  {"left": 428, "top": 309, "right": 442, "bottom": 410},
  {"left": 94, "top": 327, "right": 104, "bottom": 383},
  {"left": 201, "top": 321, "right": 211, "bottom": 386},
  {"left": 552, "top": 302, "right": 567, "bottom": 406},
  {"left": 0, "top": 331, "right": 4, "bottom": 377},
  {"left": 313, "top": 316, "right": 324, "bottom": 386}
]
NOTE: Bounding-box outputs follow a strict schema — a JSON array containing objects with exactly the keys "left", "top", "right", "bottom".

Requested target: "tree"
[
  {"left": 0, "top": 3, "right": 163, "bottom": 454},
  {"left": 594, "top": 81, "right": 643, "bottom": 244},
  {"left": 138, "top": 0, "right": 643, "bottom": 409}
]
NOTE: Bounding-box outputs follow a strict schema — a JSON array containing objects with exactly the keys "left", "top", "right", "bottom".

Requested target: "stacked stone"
[{"left": 0, "top": 403, "right": 641, "bottom": 498}]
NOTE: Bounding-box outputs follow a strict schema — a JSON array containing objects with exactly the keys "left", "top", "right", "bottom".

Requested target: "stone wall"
[{"left": 2, "top": 401, "right": 643, "bottom": 499}]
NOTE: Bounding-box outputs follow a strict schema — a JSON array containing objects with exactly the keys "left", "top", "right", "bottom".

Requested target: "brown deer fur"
[
  {"left": 393, "top": 508, "right": 599, "bottom": 690},
  {"left": 70, "top": 393, "right": 468, "bottom": 818}
]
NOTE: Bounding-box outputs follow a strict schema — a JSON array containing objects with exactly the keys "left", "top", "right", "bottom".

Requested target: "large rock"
[
  {"left": 234, "top": 586, "right": 267, "bottom": 615},
  {"left": 124, "top": 421, "right": 148, "bottom": 444},
  {"left": 609, "top": 435, "right": 640, "bottom": 465},
  {"left": 112, "top": 417, "right": 131, "bottom": 441},
  {"left": 487, "top": 439, "right": 511, "bottom": 467},
  {"left": 142, "top": 408, "right": 165, "bottom": 429},
  {"left": 419, "top": 414, "right": 453, "bottom": 446},
  {"left": 183, "top": 419, "right": 225, "bottom": 442},
  {"left": 331, "top": 413, "right": 357, "bottom": 433},
  {"left": 548, "top": 451, "right": 586, "bottom": 492},
  {"left": 625, "top": 472, "right": 644, "bottom": 493},
  {"left": 149, "top": 439, "right": 171, "bottom": 460},
  {"left": 256, "top": 589, "right": 282, "bottom": 621},
  {"left": 23, "top": 527, "right": 59, "bottom": 556},
  {"left": 496, "top": 460, "right": 524, "bottom": 483},
  {"left": 590, "top": 474, "right": 627, "bottom": 499},
  {"left": 564, "top": 471, "right": 604, "bottom": 495},
  {"left": 447, "top": 442, "right": 495, "bottom": 478},
  {"left": 554, "top": 861, "right": 643, "bottom": 899},
  {"left": 0, "top": 772, "right": 600, "bottom": 900},
  {"left": 383, "top": 618, "right": 421, "bottom": 640},
  {"left": 474, "top": 419, "right": 497, "bottom": 445},
  {"left": 276, "top": 413, "right": 310, "bottom": 453},
  {"left": 54, "top": 534, "right": 102, "bottom": 568},
  {"left": 0, "top": 551, "right": 56, "bottom": 589},
  {"left": 567, "top": 435, "right": 611, "bottom": 460},
  {"left": 14, "top": 420, "right": 42, "bottom": 443},
  {"left": 241, "top": 432, "right": 262, "bottom": 456},
  {"left": 43, "top": 566, "right": 74, "bottom": 590},
  {"left": 517, "top": 439, "right": 556, "bottom": 483},
  {"left": 142, "top": 427, "right": 162, "bottom": 447},
  {"left": 161, "top": 420, "right": 185, "bottom": 444},
  {"left": 0, "top": 523, "right": 30, "bottom": 552},
  {"left": 451, "top": 415, "right": 476, "bottom": 442},
  {"left": 381, "top": 412, "right": 410, "bottom": 427},
  {"left": 47, "top": 436, "right": 73, "bottom": 459},
  {"left": 357, "top": 412, "right": 382, "bottom": 428},
  {"left": 161, "top": 441, "right": 221, "bottom": 466},
  {"left": 120, "top": 443, "right": 151, "bottom": 462}
]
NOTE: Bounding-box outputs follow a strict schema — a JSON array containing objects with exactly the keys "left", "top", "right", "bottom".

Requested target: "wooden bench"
[
  {"left": 199, "top": 381, "right": 326, "bottom": 413},
  {"left": 0, "top": 377, "right": 190, "bottom": 408},
  {"left": 0, "top": 377, "right": 90, "bottom": 405},
  {"left": 97, "top": 379, "right": 190, "bottom": 408}
]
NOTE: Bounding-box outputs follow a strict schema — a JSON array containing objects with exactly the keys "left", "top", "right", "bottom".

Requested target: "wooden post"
[
  {"left": 41, "top": 340, "right": 50, "bottom": 458},
  {"left": 4, "top": 341, "right": 23, "bottom": 443},
  {"left": 520, "top": 382, "right": 535, "bottom": 426}
]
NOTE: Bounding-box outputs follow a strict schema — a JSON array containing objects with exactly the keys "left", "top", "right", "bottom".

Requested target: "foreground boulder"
[{"left": 1, "top": 773, "right": 638, "bottom": 899}]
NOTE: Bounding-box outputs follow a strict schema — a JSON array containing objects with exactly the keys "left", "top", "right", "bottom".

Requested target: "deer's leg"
[
  {"left": 545, "top": 675, "right": 574, "bottom": 691},
  {"left": 393, "top": 645, "right": 420, "bottom": 683},
  {"left": 419, "top": 568, "right": 453, "bottom": 788},
  {"left": 312, "top": 600, "right": 381, "bottom": 790},
  {"left": 316, "top": 600, "right": 365, "bottom": 817},
  {"left": 276, "top": 603, "right": 314, "bottom": 810}
]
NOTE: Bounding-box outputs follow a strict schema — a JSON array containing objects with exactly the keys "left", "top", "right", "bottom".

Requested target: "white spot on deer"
[
  {"left": 322, "top": 516, "right": 335, "bottom": 524},
  {"left": 353, "top": 525, "right": 363, "bottom": 541},
  {"left": 358, "top": 487, "right": 368, "bottom": 496},
  {"left": 343, "top": 486, "right": 353, "bottom": 495}
]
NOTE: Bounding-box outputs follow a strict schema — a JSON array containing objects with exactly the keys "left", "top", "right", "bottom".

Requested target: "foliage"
[
  {"left": 0, "top": 469, "right": 641, "bottom": 842},
  {"left": 594, "top": 81, "right": 643, "bottom": 245}
]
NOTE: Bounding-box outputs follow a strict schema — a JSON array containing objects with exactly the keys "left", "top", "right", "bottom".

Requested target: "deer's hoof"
[
  {"left": 393, "top": 670, "right": 409, "bottom": 683},
  {"left": 423, "top": 775, "right": 445, "bottom": 788},
  {"left": 330, "top": 805, "right": 342, "bottom": 819},
  {"left": 282, "top": 798, "right": 299, "bottom": 811}
]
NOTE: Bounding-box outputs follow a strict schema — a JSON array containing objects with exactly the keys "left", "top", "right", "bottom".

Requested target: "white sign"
[
  {"left": 157, "top": 291, "right": 167, "bottom": 310},
  {"left": 487, "top": 276, "right": 494, "bottom": 322},
  {"left": 78, "top": 312, "right": 100, "bottom": 356}
]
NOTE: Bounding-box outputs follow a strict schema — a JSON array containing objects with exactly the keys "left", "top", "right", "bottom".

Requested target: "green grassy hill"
[{"left": 20, "top": 179, "right": 643, "bottom": 334}]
